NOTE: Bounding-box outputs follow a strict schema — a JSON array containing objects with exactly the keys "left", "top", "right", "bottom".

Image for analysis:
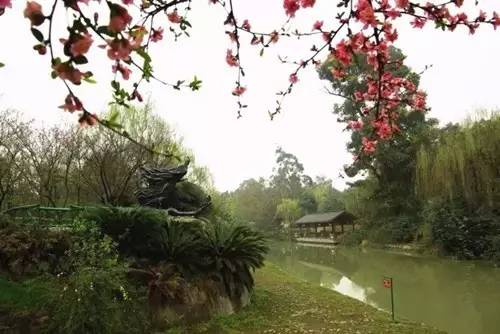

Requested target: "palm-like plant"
[
  {"left": 200, "top": 222, "right": 268, "bottom": 299},
  {"left": 84, "top": 207, "right": 204, "bottom": 273}
]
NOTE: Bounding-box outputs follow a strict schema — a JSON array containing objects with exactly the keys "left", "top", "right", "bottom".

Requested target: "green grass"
[
  {"left": 167, "top": 262, "right": 445, "bottom": 334},
  {"left": 0, "top": 276, "right": 54, "bottom": 312}
]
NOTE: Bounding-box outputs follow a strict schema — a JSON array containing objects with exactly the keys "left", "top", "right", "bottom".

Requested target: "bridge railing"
[{"left": 1, "top": 204, "right": 94, "bottom": 227}]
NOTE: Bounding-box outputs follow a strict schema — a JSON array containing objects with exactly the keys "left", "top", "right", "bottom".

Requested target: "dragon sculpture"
[{"left": 135, "top": 160, "right": 211, "bottom": 216}]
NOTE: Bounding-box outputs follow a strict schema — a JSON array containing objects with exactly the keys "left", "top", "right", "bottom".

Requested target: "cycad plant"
[
  {"left": 200, "top": 222, "right": 268, "bottom": 299},
  {"left": 83, "top": 207, "right": 204, "bottom": 274}
]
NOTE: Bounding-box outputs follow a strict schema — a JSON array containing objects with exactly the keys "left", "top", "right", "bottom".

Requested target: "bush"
[
  {"left": 366, "top": 216, "right": 418, "bottom": 245},
  {"left": 47, "top": 227, "right": 149, "bottom": 334},
  {"left": 83, "top": 207, "right": 205, "bottom": 273},
  {"left": 200, "top": 222, "right": 268, "bottom": 298},
  {"left": 423, "top": 200, "right": 500, "bottom": 259},
  {"left": 487, "top": 235, "right": 500, "bottom": 266},
  {"left": 340, "top": 229, "right": 367, "bottom": 246},
  {"left": 0, "top": 219, "right": 71, "bottom": 279}
]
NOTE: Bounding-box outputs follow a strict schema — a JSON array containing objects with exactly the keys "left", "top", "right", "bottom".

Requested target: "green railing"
[{"left": 1, "top": 204, "right": 94, "bottom": 227}]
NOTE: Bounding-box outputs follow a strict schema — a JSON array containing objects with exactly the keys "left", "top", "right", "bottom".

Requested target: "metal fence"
[{"left": 1, "top": 204, "right": 93, "bottom": 227}]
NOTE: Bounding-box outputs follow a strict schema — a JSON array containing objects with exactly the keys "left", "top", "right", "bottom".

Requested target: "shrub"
[
  {"left": 340, "top": 229, "right": 367, "bottom": 246},
  {"left": 83, "top": 207, "right": 205, "bottom": 273},
  {"left": 47, "top": 227, "right": 149, "bottom": 334},
  {"left": 0, "top": 220, "right": 71, "bottom": 279},
  {"left": 423, "top": 200, "right": 500, "bottom": 259},
  {"left": 366, "top": 216, "right": 417, "bottom": 245},
  {"left": 487, "top": 235, "right": 500, "bottom": 266},
  {"left": 200, "top": 222, "right": 268, "bottom": 298}
]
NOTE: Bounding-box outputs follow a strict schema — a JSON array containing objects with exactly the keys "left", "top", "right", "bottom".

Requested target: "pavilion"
[{"left": 294, "top": 211, "right": 356, "bottom": 240}]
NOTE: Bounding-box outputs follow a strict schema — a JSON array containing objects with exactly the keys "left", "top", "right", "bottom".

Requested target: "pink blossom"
[
  {"left": 151, "top": 28, "right": 164, "bottom": 42},
  {"left": 348, "top": 120, "right": 363, "bottom": 131},
  {"left": 411, "top": 18, "right": 426, "bottom": 29},
  {"left": 0, "top": 0, "right": 11, "bottom": 9},
  {"left": 385, "top": 9, "right": 401, "bottom": 19},
  {"left": 109, "top": 4, "right": 132, "bottom": 33},
  {"left": 300, "top": 0, "right": 315, "bottom": 8},
  {"left": 242, "top": 19, "right": 251, "bottom": 30},
  {"left": 362, "top": 137, "right": 377, "bottom": 154},
  {"left": 395, "top": 0, "right": 409, "bottom": 9},
  {"left": 334, "top": 41, "right": 352, "bottom": 66},
  {"left": 122, "top": 0, "right": 133, "bottom": 4},
  {"left": 356, "top": 0, "right": 377, "bottom": 28},
  {"left": 167, "top": 10, "right": 182, "bottom": 24},
  {"left": 289, "top": 73, "right": 298, "bottom": 84},
  {"left": 373, "top": 120, "right": 393, "bottom": 139},
  {"left": 493, "top": 12, "right": 500, "bottom": 30},
  {"left": 70, "top": 33, "right": 93, "bottom": 57},
  {"left": 331, "top": 67, "right": 346, "bottom": 79},
  {"left": 78, "top": 113, "right": 98, "bottom": 127},
  {"left": 112, "top": 62, "right": 132, "bottom": 80},
  {"left": 59, "top": 94, "right": 82, "bottom": 113},
  {"left": 107, "top": 39, "right": 132, "bottom": 61},
  {"left": 226, "top": 49, "right": 238, "bottom": 67},
  {"left": 312, "top": 20, "right": 323, "bottom": 31},
  {"left": 412, "top": 91, "right": 427, "bottom": 111},
  {"left": 24, "top": 1, "right": 44, "bottom": 26},
  {"left": 283, "top": 0, "right": 300, "bottom": 17},
  {"left": 52, "top": 63, "right": 83, "bottom": 85},
  {"left": 232, "top": 86, "right": 246, "bottom": 96},
  {"left": 270, "top": 31, "right": 280, "bottom": 44}
]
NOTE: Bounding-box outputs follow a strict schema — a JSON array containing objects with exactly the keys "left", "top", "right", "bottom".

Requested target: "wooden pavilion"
[{"left": 294, "top": 211, "right": 356, "bottom": 241}]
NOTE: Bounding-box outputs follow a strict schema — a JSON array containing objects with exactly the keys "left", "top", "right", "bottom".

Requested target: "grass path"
[{"left": 168, "top": 262, "right": 445, "bottom": 334}]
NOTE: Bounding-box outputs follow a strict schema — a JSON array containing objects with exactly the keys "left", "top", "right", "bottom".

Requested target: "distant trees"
[
  {"left": 415, "top": 113, "right": 500, "bottom": 261},
  {"left": 0, "top": 104, "right": 209, "bottom": 209},
  {"left": 228, "top": 148, "right": 345, "bottom": 231},
  {"left": 275, "top": 198, "right": 302, "bottom": 235}
]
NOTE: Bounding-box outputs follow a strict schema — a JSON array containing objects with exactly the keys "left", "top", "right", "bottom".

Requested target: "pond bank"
[{"left": 167, "top": 262, "right": 443, "bottom": 334}]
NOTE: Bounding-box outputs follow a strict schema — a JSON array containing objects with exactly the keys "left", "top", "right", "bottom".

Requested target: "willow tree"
[{"left": 416, "top": 112, "right": 500, "bottom": 209}]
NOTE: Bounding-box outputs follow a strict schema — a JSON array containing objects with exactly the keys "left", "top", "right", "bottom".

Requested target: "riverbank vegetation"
[
  {"left": 167, "top": 262, "right": 444, "bottom": 334},
  {"left": 221, "top": 47, "right": 500, "bottom": 265},
  {"left": 0, "top": 207, "right": 268, "bottom": 333},
  {"left": 0, "top": 104, "right": 271, "bottom": 332}
]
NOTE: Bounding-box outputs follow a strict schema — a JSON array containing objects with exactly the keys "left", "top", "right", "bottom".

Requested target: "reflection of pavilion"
[{"left": 293, "top": 211, "right": 356, "bottom": 244}]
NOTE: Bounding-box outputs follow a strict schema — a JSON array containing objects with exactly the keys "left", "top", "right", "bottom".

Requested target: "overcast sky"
[{"left": 1, "top": 1, "right": 499, "bottom": 191}]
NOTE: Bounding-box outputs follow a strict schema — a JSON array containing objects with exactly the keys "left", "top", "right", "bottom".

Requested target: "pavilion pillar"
[
  {"left": 315, "top": 224, "right": 318, "bottom": 236},
  {"left": 341, "top": 221, "right": 344, "bottom": 233}
]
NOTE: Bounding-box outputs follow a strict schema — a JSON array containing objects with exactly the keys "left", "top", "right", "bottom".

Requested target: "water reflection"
[{"left": 268, "top": 242, "right": 500, "bottom": 334}]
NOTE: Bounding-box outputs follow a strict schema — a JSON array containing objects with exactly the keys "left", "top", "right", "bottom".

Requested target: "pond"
[{"left": 267, "top": 241, "right": 500, "bottom": 334}]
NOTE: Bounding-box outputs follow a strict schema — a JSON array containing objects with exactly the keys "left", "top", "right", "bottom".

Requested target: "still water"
[{"left": 267, "top": 242, "right": 500, "bottom": 334}]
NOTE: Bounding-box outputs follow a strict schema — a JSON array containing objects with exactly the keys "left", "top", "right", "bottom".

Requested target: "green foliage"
[
  {"left": 200, "top": 222, "right": 268, "bottom": 298},
  {"left": 422, "top": 200, "right": 500, "bottom": 259},
  {"left": 270, "top": 147, "right": 312, "bottom": 199},
  {"left": 0, "top": 219, "right": 71, "bottom": 279},
  {"left": 84, "top": 206, "right": 204, "bottom": 273},
  {"left": 275, "top": 198, "right": 302, "bottom": 230},
  {"left": 298, "top": 191, "right": 317, "bottom": 214},
  {"left": 487, "top": 235, "right": 500, "bottom": 266},
  {"left": 0, "top": 276, "right": 56, "bottom": 312},
  {"left": 340, "top": 229, "right": 367, "bottom": 247},
  {"left": 416, "top": 112, "right": 500, "bottom": 208},
  {"left": 47, "top": 228, "right": 149, "bottom": 334},
  {"left": 367, "top": 216, "right": 418, "bottom": 245}
]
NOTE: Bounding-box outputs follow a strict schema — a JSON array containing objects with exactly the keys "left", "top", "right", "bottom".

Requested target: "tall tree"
[{"left": 270, "top": 147, "right": 312, "bottom": 199}]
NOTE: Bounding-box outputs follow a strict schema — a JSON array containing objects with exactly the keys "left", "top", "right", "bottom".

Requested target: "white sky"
[{"left": 1, "top": 1, "right": 499, "bottom": 191}]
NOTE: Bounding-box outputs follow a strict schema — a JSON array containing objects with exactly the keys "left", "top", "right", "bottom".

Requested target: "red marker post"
[{"left": 383, "top": 277, "right": 395, "bottom": 321}]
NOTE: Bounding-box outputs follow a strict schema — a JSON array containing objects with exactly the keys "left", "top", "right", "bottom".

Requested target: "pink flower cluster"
[{"left": 284, "top": 0, "right": 316, "bottom": 17}]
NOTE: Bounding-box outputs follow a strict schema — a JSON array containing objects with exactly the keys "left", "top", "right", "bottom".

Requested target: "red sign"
[{"left": 383, "top": 278, "right": 392, "bottom": 288}]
